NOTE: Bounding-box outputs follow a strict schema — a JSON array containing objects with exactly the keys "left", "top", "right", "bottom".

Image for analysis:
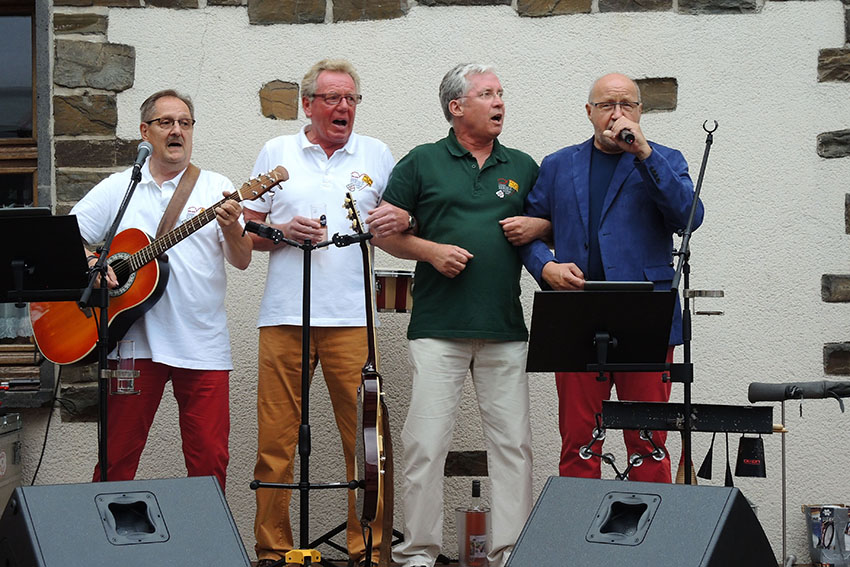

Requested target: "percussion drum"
[{"left": 375, "top": 270, "right": 414, "bottom": 313}]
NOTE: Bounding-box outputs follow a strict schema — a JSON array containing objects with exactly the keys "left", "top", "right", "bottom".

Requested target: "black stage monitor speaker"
[
  {"left": 506, "top": 476, "right": 775, "bottom": 567},
  {"left": 0, "top": 476, "right": 251, "bottom": 567}
]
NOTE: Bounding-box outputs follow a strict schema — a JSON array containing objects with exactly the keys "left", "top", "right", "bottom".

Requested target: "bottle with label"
[{"left": 456, "top": 479, "right": 490, "bottom": 567}]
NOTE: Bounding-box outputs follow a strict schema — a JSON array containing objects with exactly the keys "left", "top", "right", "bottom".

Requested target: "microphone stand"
[
  {"left": 80, "top": 163, "right": 145, "bottom": 482},
  {"left": 671, "top": 120, "right": 717, "bottom": 484},
  {"left": 248, "top": 222, "right": 367, "bottom": 566}
]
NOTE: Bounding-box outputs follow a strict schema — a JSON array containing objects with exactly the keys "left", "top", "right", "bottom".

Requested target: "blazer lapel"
[
  {"left": 600, "top": 151, "right": 636, "bottom": 223},
  {"left": 572, "top": 139, "right": 593, "bottom": 240}
]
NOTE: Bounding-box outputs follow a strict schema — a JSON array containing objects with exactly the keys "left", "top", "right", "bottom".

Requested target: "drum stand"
[{"left": 249, "top": 229, "right": 361, "bottom": 567}]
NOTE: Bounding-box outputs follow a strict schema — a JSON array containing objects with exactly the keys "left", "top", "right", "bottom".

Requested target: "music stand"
[
  {"left": 0, "top": 211, "right": 89, "bottom": 306},
  {"left": 526, "top": 286, "right": 675, "bottom": 374}
]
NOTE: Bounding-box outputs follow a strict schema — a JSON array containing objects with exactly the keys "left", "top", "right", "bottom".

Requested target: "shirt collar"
[
  {"left": 446, "top": 127, "right": 507, "bottom": 163},
  {"left": 140, "top": 161, "right": 188, "bottom": 190},
  {"left": 298, "top": 124, "right": 357, "bottom": 156}
]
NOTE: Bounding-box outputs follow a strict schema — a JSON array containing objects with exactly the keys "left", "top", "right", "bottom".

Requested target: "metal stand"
[{"left": 248, "top": 226, "right": 366, "bottom": 567}]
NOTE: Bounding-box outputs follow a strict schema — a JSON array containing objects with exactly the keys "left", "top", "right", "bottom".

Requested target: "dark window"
[{"left": 0, "top": 2, "right": 37, "bottom": 207}]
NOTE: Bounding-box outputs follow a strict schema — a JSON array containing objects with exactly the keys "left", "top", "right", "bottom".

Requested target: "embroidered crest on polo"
[
  {"left": 496, "top": 178, "right": 519, "bottom": 199},
  {"left": 346, "top": 171, "right": 374, "bottom": 192}
]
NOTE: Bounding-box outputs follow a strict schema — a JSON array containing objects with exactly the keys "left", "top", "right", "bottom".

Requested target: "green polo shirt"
[{"left": 382, "top": 129, "right": 539, "bottom": 341}]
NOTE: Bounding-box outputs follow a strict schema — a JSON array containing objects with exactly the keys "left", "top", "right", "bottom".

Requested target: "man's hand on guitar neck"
[{"left": 85, "top": 249, "right": 119, "bottom": 289}]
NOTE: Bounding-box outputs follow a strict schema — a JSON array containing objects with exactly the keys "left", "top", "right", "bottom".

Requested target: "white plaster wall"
[{"left": 17, "top": 1, "right": 850, "bottom": 564}]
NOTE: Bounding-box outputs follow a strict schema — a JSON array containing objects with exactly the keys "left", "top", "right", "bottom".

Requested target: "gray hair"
[
  {"left": 439, "top": 63, "right": 495, "bottom": 124},
  {"left": 587, "top": 74, "right": 642, "bottom": 103},
  {"left": 140, "top": 89, "right": 194, "bottom": 122},
  {"left": 301, "top": 59, "right": 361, "bottom": 98}
]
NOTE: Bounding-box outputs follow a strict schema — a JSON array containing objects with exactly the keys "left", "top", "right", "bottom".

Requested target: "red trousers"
[
  {"left": 555, "top": 346, "right": 674, "bottom": 483},
  {"left": 92, "top": 359, "right": 230, "bottom": 489}
]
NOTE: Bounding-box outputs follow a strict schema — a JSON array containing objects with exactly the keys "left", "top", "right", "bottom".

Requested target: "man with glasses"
[
  {"left": 520, "top": 73, "right": 704, "bottom": 482},
  {"left": 71, "top": 89, "right": 252, "bottom": 490},
  {"left": 243, "top": 59, "right": 402, "bottom": 567},
  {"left": 370, "top": 63, "right": 547, "bottom": 567}
]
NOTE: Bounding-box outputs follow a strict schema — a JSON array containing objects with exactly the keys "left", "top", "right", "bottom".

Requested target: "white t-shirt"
[
  {"left": 246, "top": 126, "right": 394, "bottom": 327},
  {"left": 71, "top": 163, "right": 238, "bottom": 370}
]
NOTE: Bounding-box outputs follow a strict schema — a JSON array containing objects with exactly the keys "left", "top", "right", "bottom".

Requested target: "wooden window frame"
[{"left": 0, "top": 1, "right": 38, "bottom": 206}]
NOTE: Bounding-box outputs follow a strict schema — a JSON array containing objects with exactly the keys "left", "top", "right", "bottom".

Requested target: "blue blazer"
[{"left": 520, "top": 138, "right": 705, "bottom": 345}]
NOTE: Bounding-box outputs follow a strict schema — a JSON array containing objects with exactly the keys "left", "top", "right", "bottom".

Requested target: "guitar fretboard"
[{"left": 131, "top": 194, "right": 238, "bottom": 270}]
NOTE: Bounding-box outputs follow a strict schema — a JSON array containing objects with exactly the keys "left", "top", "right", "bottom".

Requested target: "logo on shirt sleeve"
[
  {"left": 496, "top": 178, "right": 519, "bottom": 199},
  {"left": 347, "top": 171, "right": 374, "bottom": 192}
]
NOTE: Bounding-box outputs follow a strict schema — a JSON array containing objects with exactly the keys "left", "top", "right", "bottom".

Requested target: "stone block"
[
  {"left": 334, "top": 0, "right": 409, "bottom": 21},
  {"left": 444, "top": 450, "right": 488, "bottom": 476},
  {"left": 819, "top": 48, "right": 850, "bottom": 82},
  {"left": 146, "top": 0, "right": 200, "bottom": 7},
  {"left": 600, "top": 0, "right": 671, "bottom": 11},
  {"left": 248, "top": 0, "right": 325, "bottom": 24},
  {"left": 60, "top": 364, "right": 99, "bottom": 384},
  {"left": 209, "top": 0, "right": 243, "bottom": 3},
  {"left": 517, "top": 0, "right": 590, "bottom": 16},
  {"left": 846, "top": 194, "right": 850, "bottom": 234},
  {"left": 824, "top": 342, "right": 850, "bottom": 375},
  {"left": 817, "top": 129, "right": 850, "bottom": 158},
  {"left": 259, "top": 81, "right": 300, "bottom": 120},
  {"left": 56, "top": 169, "right": 113, "bottom": 202},
  {"left": 54, "top": 13, "right": 108, "bottom": 35},
  {"left": 678, "top": 0, "right": 757, "bottom": 14},
  {"left": 54, "top": 94, "right": 117, "bottom": 137},
  {"left": 636, "top": 77, "right": 677, "bottom": 112},
  {"left": 59, "top": 382, "right": 99, "bottom": 422},
  {"left": 420, "top": 0, "right": 508, "bottom": 6},
  {"left": 822, "top": 274, "right": 850, "bottom": 302},
  {"left": 55, "top": 138, "right": 141, "bottom": 168},
  {"left": 54, "top": 0, "right": 141, "bottom": 6},
  {"left": 54, "top": 40, "right": 135, "bottom": 92}
]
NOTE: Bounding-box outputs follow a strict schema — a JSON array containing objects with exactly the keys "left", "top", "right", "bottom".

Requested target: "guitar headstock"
[
  {"left": 235, "top": 165, "right": 289, "bottom": 203},
  {"left": 343, "top": 191, "right": 366, "bottom": 236}
]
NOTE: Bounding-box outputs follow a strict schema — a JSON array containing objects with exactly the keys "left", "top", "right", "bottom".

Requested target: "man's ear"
[
  {"left": 302, "top": 96, "right": 313, "bottom": 118},
  {"left": 140, "top": 123, "right": 150, "bottom": 142},
  {"left": 449, "top": 99, "right": 464, "bottom": 119}
]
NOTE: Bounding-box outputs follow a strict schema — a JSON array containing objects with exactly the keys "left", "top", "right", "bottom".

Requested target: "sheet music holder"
[
  {"left": 1, "top": 211, "right": 89, "bottom": 304},
  {"left": 526, "top": 284, "right": 675, "bottom": 373}
]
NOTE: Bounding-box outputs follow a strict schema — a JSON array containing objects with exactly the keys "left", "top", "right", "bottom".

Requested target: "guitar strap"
[
  {"left": 155, "top": 163, "right": 200, "bottom": 238},
  {"left": 378, "top": 399, "right": 394, "bottom": 567}
]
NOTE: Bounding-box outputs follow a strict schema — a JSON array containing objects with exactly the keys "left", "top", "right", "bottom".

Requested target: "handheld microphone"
[
  {"left": 619, "top": 129, "right": 635, "bottom": 145},
  {"left": 132, "top": 141, "right": 153, "bottom": 178}
]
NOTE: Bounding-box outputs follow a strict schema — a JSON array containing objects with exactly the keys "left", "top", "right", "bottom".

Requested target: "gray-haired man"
[{"left": 370, "top": 63, "right": 548, "bottom": 567}]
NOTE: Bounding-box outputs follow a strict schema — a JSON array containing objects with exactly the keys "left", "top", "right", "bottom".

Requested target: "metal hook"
[{"left": 703, "top": 120, "right": 718, "bottom": 133}]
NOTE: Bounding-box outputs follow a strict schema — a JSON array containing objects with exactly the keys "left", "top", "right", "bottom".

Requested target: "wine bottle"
[{"left": 462, "top": 480, "right": 489, "bottom": 567}]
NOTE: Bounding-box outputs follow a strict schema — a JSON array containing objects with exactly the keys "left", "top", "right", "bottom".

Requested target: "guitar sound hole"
[{"left": 108, "top": 253, "right": 136, "bottom": 297}]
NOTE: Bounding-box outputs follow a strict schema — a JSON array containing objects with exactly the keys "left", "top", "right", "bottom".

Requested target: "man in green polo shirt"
[{"left": 368, "top": 63, "right": 547, "bottom": 567}]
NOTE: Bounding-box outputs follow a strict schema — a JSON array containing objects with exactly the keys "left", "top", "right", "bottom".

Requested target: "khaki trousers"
[{"left": 254, "top": 325, "right": 383, "bottom": 563}]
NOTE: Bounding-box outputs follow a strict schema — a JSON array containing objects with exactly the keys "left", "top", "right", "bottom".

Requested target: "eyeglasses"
[
  {"left": 459, "top": 89, "right": 505, "bottom": 102},
  {"left": 312, "top": 92, "right": 363, "bottom": 106},
  {"left": 589, "top": 101, "right": 641, "bottom": 112},
  {"left": 145, "top": 117, "right": 196, "bottom": 129}
]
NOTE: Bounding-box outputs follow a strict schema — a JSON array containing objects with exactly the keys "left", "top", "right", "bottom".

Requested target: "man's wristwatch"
[{"left": 406, "top": 213, "right": 417, "bottom": 232}]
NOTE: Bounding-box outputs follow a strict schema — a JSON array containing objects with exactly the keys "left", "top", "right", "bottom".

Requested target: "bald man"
[{"left": 519, "top": 73, "right": 705, "bottom": 482}]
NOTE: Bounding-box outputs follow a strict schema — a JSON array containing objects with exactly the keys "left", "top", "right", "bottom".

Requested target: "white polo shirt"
[
  {"left": 71, "top": 163, "right": 238, "bottom": 370},
  {"left": 245, "top": 126, "right": 394, "bottom": 327}
]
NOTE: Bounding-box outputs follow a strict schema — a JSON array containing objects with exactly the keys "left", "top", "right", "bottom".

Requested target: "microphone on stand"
[
  {"left": 244, "top": 220, "right": 285, "bottom": 244},
  {"left": 619, "top": 129, "right": 635, "bottom": 145},
  {"left": 131, "top": 141, "right": 153, "bottom": 180}
]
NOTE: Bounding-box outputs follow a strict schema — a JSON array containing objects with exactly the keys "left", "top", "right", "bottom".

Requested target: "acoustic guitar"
[{"left": 29, "top": 166, "right": 288, "bottom": 366}]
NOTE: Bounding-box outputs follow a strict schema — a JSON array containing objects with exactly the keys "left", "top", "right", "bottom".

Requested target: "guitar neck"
[
  {"left": 360, "top": 240, "right": 380, "bottom": 373},
  {"left": 131, "top": 193, "right": 239, "bottom": 269}
]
